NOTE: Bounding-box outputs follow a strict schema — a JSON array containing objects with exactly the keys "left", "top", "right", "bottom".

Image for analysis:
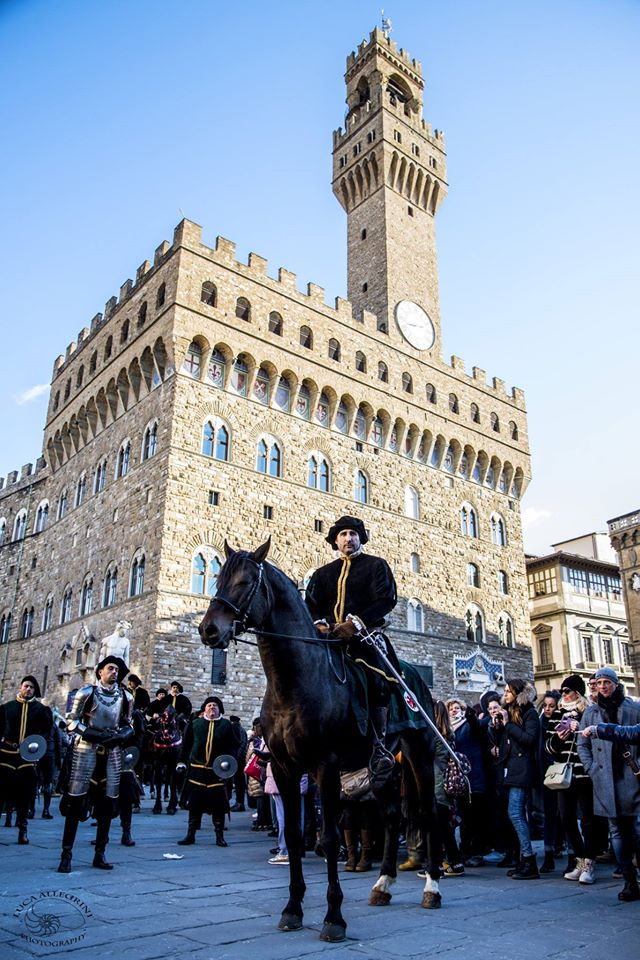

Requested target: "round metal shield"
[
  {"left": 212, "top": 754, "right": 238, "bottom": 779},
  {"left": 122, "top": 745, "right": 140, "bottom": 770},
  {"left": 19, "top": 734, "right": 47, "bottom": 763}
]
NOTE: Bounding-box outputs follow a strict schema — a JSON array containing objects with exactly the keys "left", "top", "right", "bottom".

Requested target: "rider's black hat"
[
  {"left": 96, "top": 656, "right": 129, "bottom": 684},
  {"left": 20, "top": 675, "right": 41, "bottom": 698},
  {"left": 325, "top": 515, "right": 369, "bottom": 547}
]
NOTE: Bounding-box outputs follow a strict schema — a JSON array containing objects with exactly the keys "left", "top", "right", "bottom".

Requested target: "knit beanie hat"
[
  {"left": 594, "top": 666, "right": 619, "bottom": 683},
  {"left": 561, "top": 674, "right": 586, "bottom": 696}
]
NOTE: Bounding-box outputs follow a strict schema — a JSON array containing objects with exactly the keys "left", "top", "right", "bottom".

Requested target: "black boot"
[
  {"left": 618, "top": 869, "right": 640, "bottom": 902},
  {"left": 152, "top": 800, "right": 162, "bottom": 814},
  {"left": 369, "top": 707, "right": 395, "bottom": 789},
  {"left": 93, "top": 851, "right": 114, "bottom": 870},
  {"left": 121, "top": 808, "right": 135, "bottom": 846},
  {"left": 57, "top": 848, "right": 72, "bottom": 873},
  {"left": 214, "top": 819, "right": 228, "bottom": 847},
  {"left": 17, "top": 819, "right": 29, "bottom": 845},
  {"left": 4, "top": 810, "right": 13, "bottom": 828},
  {"left": 540, "top": 851, "right": 555, "bottom": 873},
  {"left": 511, "top": 855, "right": 540, "bottom": 880},
  {"left": 93, "top": 815, "right": 113, "bottom": 869},
  {"left": 178, "top": 815, "right": 199, "bottom": 845}
]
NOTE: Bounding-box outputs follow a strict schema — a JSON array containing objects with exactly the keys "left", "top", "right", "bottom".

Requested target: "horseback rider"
[{"left": 305, "top": 515, "right": 397, "bottom": 781}]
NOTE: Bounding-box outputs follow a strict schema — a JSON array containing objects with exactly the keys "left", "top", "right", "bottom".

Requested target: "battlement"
[
  {"left": 333, "top": 114, "right": 445, "bottom": 148},
  {"left": 0, "top": 457, "right": 47, "bottom": 495},
  {"left": 346, "top": 27, "right": 423, "bottom": 78}
]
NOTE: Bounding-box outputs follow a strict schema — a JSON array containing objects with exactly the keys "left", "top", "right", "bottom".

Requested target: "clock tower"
[{"left": 332, "top": 28, "right": 448, "bottom": 357}]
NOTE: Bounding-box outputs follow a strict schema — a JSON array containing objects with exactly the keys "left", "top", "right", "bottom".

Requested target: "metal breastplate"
[{"left": 87, "top": 686, "right": 122, "bottom": 731}]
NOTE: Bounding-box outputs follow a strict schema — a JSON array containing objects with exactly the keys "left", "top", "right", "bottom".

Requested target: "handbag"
[
  {"left": 543, "top": 735, "right": 576, "bottom": 791},
  {"left": 443, "top": 752, "right": 472, "bottom": 798},
  {"left": 340, "top": 767, "right": 372, "bottom": 800},
  {"left": 243, "top": 753, "right": 263, "bottom": 782}
]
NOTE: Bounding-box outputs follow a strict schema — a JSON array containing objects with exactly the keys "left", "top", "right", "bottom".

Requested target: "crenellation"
[
  {"left": 153, "top": 242, "right": 170, "bottom": 266},
  {"left": 512, "top": 387, "right": 525, "bottom": 406},
  {"left": 278, "top": 267, "right": 297, "bottom": 291},
  {"left": 90, "top": 313, "right": 103, "bottom": 333},
  {"left": 306, "top": 282, "right": 325, "bottom": 305},
  {"left": 334, "top": 296, "right": 354, "bottom": 320},
  {"left": 361, "top": 308, "right": 377, "bottom": 328},
  {"left": 492, "top": 376, "right": 506, "bottom": 396},
  {"left": 248, "top": 252, "right": 268, "bottom": 275},
  {"left": 136, "top": 260, "right": 151, "bottom": 282},
  {"left": 173, "top": 219, "right": 202, "bottom": 249},
  {"left": 119, "top": 278, "right": 133, "bottom": 301},
  {"left": 65, "top": 341, "right": 76, "bottom": 361},
  {"left": 77, "top": 327, "right": 89, "bottom": 345},
  {"left": 53, "top": 355, "right": 64, "bottom": 375},
  {"left": 215, "top": 236, "right": 236, "bottom": 262},
  {"left": 104, "top": 296, "right": 117, "bottom": 319},
  {"left": 451, "top": 355, "right": 466, "bottom": 373},
  {"left": 472, "top": 366, "right": 486, "bottom": 384},
  {"left": 20, "top": 463, "right": 32, "bottom": 480},
  {"left": 7, "top": 471, "right": 18, "bottom": 485}
]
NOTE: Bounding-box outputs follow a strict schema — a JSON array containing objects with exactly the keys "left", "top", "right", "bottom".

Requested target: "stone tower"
[{"left": 332, "top": 27, "right": 448, "bottom": 355}]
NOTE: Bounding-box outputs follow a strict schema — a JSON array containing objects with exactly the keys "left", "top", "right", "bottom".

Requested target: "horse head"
[{"left": 198, "top": 537, "right": 272, "bottom": 649}]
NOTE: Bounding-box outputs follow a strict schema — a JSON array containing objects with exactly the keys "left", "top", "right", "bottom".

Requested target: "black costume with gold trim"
[
  {"left": 181, "top": 715, "right": 235, "bottom": 817},
  {"left": 0, "top": 696, "right": 52, "bottom": 834}
]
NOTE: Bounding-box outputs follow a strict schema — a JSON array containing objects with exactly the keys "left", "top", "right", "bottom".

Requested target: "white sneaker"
[
  {"left": 564, "top": 858, "right": 584, "bottom": 881},
  {"left": 579, "top": 859, "right": 595, "bottom": 884},
  {"left": 268, "top": 853, "right": 289, "bottom": 864}
]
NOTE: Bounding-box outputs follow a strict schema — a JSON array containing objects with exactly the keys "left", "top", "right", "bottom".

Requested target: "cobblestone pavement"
[{"left": 0, "top": 799, "right": 638, "bottom": 959}]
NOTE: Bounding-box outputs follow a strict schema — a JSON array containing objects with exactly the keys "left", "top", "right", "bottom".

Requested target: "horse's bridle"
[{"left": 214, "top": 559, "right": 266, "bottom": 636}]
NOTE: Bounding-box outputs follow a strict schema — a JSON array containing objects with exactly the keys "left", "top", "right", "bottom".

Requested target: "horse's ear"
[
  {"left": 252, "top": 537, "right": 271, "bottom": 564},
  {"left": 224, "top": 539, "right": 235, "bottom": 560}
]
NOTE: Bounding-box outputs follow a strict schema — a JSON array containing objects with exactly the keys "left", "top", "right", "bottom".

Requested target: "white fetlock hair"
[
  {"left": 372, "top": 875, "right": 396, "bottom": 893},
  {"left": 422, "top": 873, "right": 440, "bottom": 894}
]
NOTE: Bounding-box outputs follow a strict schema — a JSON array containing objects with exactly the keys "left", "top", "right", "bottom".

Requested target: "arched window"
[
  {"left": 465, "top": 604, "right": 485, "bottom": 643},
  {"left": 256, "top": 438, "right": 282, "bottom": 478},
  {"left": 201, "top": 281, "right": 217, "bottom": 306},
  {"left": 253, "top": 366, "right": 270, "bottom": 405},
  {"left": 103, "top": 565, "right": 118, "bottom": 607},
  {"left": 499, "top": 470, "right": 509, "bottom": 494},
  {"left": 13, "top": 510, "right": 27, "bottom": 542},
  {"left": 443, "top": 444, "right": 455, "bottom": 473},
  {"left": 448, "top": 393, "right": 459, "bottom": 414},
  {"left": 129, "top": 554, "right": 145, "bottom": 597},
  {"left": 120, "top": 319, "right": 129, "bottom": 344},
  {"left": 402, "top": 372, "right": 413, "bottom": 394},
  {"left": 470, "top": 403, "right": 480, "bottom": 424},
  {"left": 0, "top": 612, "right": 12, "bottom": 644},
  {"left": 353, "top": 408, "right": 366, "bottom": 440},
  {"left": 498, "top": 613, "right": 515, "bottom": 648},
  {"left": 335, "top": 400, "right": 348, "bottom": 434},
  {"left": 142, "top": 422, "right": 158, "bottom": 461},
  {"left": 410, "top": 552, "right": 420, "bottom": 573},
  {"left": 355, "top": 351, "right": 367, "bottom": 373},
  {"left": 89, "top": 351, "right": 97, "bottom": 374},
  {"left": 307, "top": 454, "right": 330, "bottom": 492},
  {"left": 137, "top": 302, "right": 147, "bottom": 328},
  {"left": 354, "top": 470, "right": 368, "bottom": 504},
  {"left": 498, "top": 570, "right": 509, "bottom": 595},
  {"left": 235, "top": 297, "right": 251, "bottom": 321},
  {"left": 458, "top": 452, "right": 469, "bottom": 479},
  {"left": 20, "top": 607, "right": 34, "bottom": 639},
  {"left": 191, "top": 549, "right": 222, "bottom": 596},
  {"left": 94, "top": 458, "right": 107, "bottom": 492},
  {"left": 425, "top": 383, "right": 437, "bottom": 404},
  {"left": 490, "top": 412, "right": 500, "bottom": 433},
  {"left": 509, "top": 421, "right": 519, "bottom": 441},
  {"left": 34, "top": 501, "right": 49, "bottom": 533},
  {"left": 80, "top": 577, "right": 93, "bottom": 616},
  {"left": 183, "top": 341, "right": 202, "bottom": 378},
  {"left": 104, "top": 336, "right": 113, "bottom": 361},
  {"left": 315, "top": 391, "right": 330, "bottom": 427},
  {"left": 42, "top": 595, "right": 53, "bottom": 632},
  {"left": 64, "top": 379, "right": 71, "bottom": 401},
  {"left": 491, "top": 513, "right": 507, "bottom": 546},
  {"left": 388, "top": 425, "right": 398, "bottom": 452},
  {"left": 53, "top": 391, "right": 60, "bottom": 412},
  {"left": 0, "top": 519, "right": 5, "bottom": 546},
  {"left": 404, "top": 485, "right": 419, "bottom": 519},
  {"left": 467, "top": 563, "right": 480, "bottom": 588},
  {"left": 300, "top": 325, "right": 313, "bottom": 349},
  {"left": 296, "top": 384, "right": 310, "bottom": 419},
  {"left": 60, "top": 586, "right": 73, "bottom": 624},
  {"left": 484, "top": 464, "right": 494, "bottom": 487},
  {"left": 328, "top": 338, "right": 341, "bottom": 361},
  {"left": 77, "top": 365, "right": 84, "bottom": 388},
  {"left": 378, "top": 361, "right": 389, "bottom": 383},
  {"left": 75, "top": 473, "right": 87, "bottom": 507},
  {"left": 202, "top": 418, "right": 230, "bottom": 461},
  {"left": 371, "top": 417, "right": 384, "bottom": 447},
  {"left": 116, "top": 442, "right": 131, "bottom": 478},
  {"left": 156, "top": 282, "right": 166, "bottom": 308},
  {"left": 57, "top": 490, "right": 68, "bottom": 521},
  {"left": 268, "top": 311, "right": 283, "bottom": 335},
  {"left": 274, "top": 376, "right": 291, "bottom": 412},
  {"left": 407, "top": 598, "right": 424, "bottom": 632},
  {"left": 230, "top": 357, "right": 248, "bottom": 396},
  {"left": 207, "top": 349, "right": 226, "bottom": 388},
  {"left": 461, "top": 503, "right": 479, "bottom": 538}
]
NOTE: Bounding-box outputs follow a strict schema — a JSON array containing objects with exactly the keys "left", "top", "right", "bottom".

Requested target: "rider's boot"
[
  {"left": 178, "top": 813, "right": 200, "bottom": 845},
  {"left": 369, "top": 707, "right": 395, "bottom": 789},
  {"left": 213, "top": 818, "right": 228, "bottom": 847}
]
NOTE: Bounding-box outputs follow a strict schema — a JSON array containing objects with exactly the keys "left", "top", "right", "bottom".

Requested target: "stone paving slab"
[{"left": 1, "top": 800, "right": 638, "bottom": 959}]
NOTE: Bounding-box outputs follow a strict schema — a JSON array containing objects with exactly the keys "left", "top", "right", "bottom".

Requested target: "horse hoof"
[
  {"left": 278, "top": 913, "right": 303, "bottom": 932},
  {"left": 368, "top": 891, "right": 392, "bottom": 906},
  {"left": 421, "top": 891, "right": 442, "bottom": 910},
  {"left": 319, "top": 922, "right": 346, "bottom": 942}
]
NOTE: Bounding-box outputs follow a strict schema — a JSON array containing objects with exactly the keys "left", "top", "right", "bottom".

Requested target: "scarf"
[
  {"left": 598, "top": 685, "right": 626, "bottom": 778},
  {"left": 449, "top": 712, "right": 466, "bottom": 733},
  {"left": 558, "top": 694, "right": 587, "bottom": 716}
]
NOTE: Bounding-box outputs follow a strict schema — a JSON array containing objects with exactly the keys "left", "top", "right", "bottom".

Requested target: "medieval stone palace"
[{"left": 0, "top": 28, "right": 533, "bottom": 714}]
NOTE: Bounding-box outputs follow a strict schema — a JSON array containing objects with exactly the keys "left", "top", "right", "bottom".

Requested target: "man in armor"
[
  {"left": 0, "top": 675, "right": 52, "bottom": 845},
  {"left": 57, "top": 655, "right": 133, "bottom": 873},
  {"left": 305, "top": 515, "right": 398, "bottom": 781},
  {"left": 177, "top": 696, "right": 235, "bottom": 847}
]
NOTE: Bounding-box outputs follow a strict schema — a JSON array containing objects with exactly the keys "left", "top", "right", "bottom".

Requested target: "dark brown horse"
[{"left": 199, "top": 539, "right": 440, "bottom": 941}]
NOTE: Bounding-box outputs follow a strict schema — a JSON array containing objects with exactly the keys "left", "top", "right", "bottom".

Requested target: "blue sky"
[{"left": 1, "top": 0, "right": 638, "bottom": 555}]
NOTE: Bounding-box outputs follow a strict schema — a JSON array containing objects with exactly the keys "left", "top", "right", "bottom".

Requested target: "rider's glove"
[{"left": 332, "top": 620, "right": 358, "bottom": 640}]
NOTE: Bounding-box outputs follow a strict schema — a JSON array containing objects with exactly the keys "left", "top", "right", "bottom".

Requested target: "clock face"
[{"left": 394, "top": 300, "right": 435, "bottom": 350}]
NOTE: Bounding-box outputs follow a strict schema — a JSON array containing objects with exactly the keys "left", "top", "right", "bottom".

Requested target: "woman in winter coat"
[
  {"left": 446, "top": 697, "right": 488, "bottom": 866},
  {"left": 488, "top": 678, "right": 541, "bottom": 879},
  {"left": 545, "top": 674, "right": 597, "bottom": 883}
]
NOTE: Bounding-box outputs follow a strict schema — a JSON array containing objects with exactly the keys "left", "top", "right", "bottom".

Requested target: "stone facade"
[
  {"left": 0, "top": 28, "right": 533, "bottom": 720},
  {"left": 608, "top": 509, "right": 640, "bottom": 691}
]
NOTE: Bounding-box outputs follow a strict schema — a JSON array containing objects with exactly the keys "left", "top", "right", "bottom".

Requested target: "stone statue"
[
  {"left": 631, "top": 573, "right": 640, "bottom": 593},
  {"left": 98, "top": 620, "right": 131, "bottom": 665}
]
